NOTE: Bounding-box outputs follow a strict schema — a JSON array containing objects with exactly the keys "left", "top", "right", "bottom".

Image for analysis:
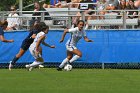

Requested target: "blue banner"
[{"left": 0, "top": 30, "right": 140, "bottom": 63}]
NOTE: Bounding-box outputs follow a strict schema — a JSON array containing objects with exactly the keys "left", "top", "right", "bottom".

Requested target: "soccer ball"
[{"left": 64, "top": 64, "right": 72, "bottom": 71}]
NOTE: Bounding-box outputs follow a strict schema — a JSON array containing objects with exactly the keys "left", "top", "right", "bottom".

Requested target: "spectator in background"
[
  {"left": 70, "top": 0, "right": 80, "bottom": 8},
  {"left": 31, "top": 1, "right": 41, "bottom": 24},
  {"left": 134, "top": 0, "right": 140, "bottom": 8},
  {"left": 117, "top": 0, "right": 127, "bottom": 18},
  {"left": 106, "top": 0, "right": 119, "bottom": 8},
  {"left": 42, "top": 3, "right": 52, "bottom": 20},
  {"left": 6, "top": 5, "right": 20, "bottom": 31},
  {"left": 105, "top": 0, "right": 119, "bottom": 14},
  {"left": 106, "top": 3, "right": 117, "bottom": 13},
  {"left": 0, "top": 20, "right": 14, "bottom": 42},
  {"left": 54, "top": 0, "right": 72, "bottom": 8},
  {"left": 73, "top": 0, "right": 95, "bottom": 25},
  {"left": 97, "top": 0, "right": 108, "bottom": 19},
  {"left": 126, "top": 0, "right": 138, "bottom": 19},
  {"left": 30, "top": 1, "right": 51, "bottom": 26},
  {"left": 118, "top": 0, "right": 127, "bottom": 10}
]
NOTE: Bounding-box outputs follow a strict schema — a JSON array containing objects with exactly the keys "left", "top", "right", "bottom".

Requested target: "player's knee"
[
  {"left": 36, "top": 57, "right": 44, "bottom": 62},
  {"left": 67, "top": 56, "right": 72, "bottom": 60},
  {"left": 77, "top": 53, "right": 82, "bottom": 57}
]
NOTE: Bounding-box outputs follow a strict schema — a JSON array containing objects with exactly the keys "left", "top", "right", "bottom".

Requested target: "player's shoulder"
[
  {"left": 38, "top": 31, "right": 45, "bottom": 36},
  {"left": 69, "top": 27, "right": 78, "bottom": 31}
]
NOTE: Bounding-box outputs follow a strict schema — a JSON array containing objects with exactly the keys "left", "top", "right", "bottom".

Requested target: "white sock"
[
  {"left": 59, "top": 58, "right": 69, "bottom": 68},
  {"left": 28, "top": 61, "right": 43, "bottom": 68},
  {"left": 69, "top": 55, "right": 80, "bottom": 63}
]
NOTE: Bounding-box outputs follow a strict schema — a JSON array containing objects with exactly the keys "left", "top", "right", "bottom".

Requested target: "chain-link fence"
[{"left": 1, "top": 63, "right": 140, "bottom": 69}]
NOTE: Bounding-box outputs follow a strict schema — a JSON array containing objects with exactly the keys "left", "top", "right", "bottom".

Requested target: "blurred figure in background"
[
  {"left": 0, "top": 20, "right": 14, "bottom": 42},
  {"left": 97, "top": 0, "right": 108, "bottom": 19},
  {"left": 6, "top": 5, "right": 20, "bottom": 31},
  {"left": 134, "top": 0, "right": 140, "bottom": 8},
  {"left": 73, "top": 0, "right": 95, "bottom": 25},
  {"left": 126, "top": 0, "right": 138, "bottom": 19}
]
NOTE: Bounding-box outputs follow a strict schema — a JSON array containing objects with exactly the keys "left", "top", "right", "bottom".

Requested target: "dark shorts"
[
  {"left": 0, "top": 27, "right": 4, "bottom": 36},
  {"left": 20, "top": 40, "right": 31, "bottom": 51}
]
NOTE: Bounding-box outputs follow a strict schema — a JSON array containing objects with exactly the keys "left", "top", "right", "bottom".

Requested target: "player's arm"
[
  {"left": 36, "top": 35, "right": 45, "bottom": 52},
  {"left": 42, "top": 40, "right": 55, "bottom": 48},
  {"left": 60, "top": 28, "right": 69, "bottom": 43},
  {"left": 84, "top": 36, "right": 93, "bottom": 42},
  {"left": 0, "top": 35, "right": 14, "bottom": 43},
  {"left": 31, "top": 34, "right": 36, "bottom": 39}
]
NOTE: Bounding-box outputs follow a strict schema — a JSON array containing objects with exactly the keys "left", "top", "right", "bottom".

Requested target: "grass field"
[{"left": 0, "top": 68, "right": 140, "bottom": 93}]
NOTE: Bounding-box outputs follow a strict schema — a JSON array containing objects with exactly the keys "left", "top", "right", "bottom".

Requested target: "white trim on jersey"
[
  {"left": 66, "top": 27, "right": 87, "bottom": 47},
  {"left": 29, "top": 31, "right": 45, "bottom": 59}
]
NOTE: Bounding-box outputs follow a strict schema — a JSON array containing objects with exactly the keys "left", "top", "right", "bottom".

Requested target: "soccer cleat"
[
  {"left": 39, "top": 64, "right": 44, "bottom": 69},
  {"left": 9, "top": 61, "right": 13, "bottom": 71},
  {"left": 25, "top": 65, "right": 33, "bottom": 71},
  {"left": 25, "top": 64, "right": 30, "bottom": 68},
  {"left": 57, "top": 67, "right": 62, "bottom": 71},
  {"left": 28, "top": 67, "right": 33, "bottom": 71}
]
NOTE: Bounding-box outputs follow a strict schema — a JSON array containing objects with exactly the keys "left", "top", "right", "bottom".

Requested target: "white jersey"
[
  {"left": 30, "top": 31, "right": 45, "bottom": 49},
  {"left": 66, "top": 27, "right": 87, "bottom": 46},
  {"left": 29, "top": 31, "right": 45, "bottom": 59}
]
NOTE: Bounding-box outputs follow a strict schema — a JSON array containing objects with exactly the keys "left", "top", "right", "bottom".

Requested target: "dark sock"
[
  {"left": 68, "top": 61, "right": 72, "bottom": 65},
  {"left": 11, "top": 56, "right": 19, "bottom": 65}
]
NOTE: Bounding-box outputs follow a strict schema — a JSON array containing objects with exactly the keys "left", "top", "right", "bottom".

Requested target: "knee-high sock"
[
  {"left": 69, "top": 55, "right": 80, "bottom": 63},
  {"left": 11, "top": 56, "right": 19, "bottom": 65},
  {"left": 27, "top": 61, "right": 43, "bottom": 68},
  {"left": 59, "top": 58, "right": 69, "bottom": 68}
]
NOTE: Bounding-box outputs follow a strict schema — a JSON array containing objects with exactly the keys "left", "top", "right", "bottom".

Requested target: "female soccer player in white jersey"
[
  {"left": 57, "top": 20, "right": 93, "bottom": 71},
  {"left": 25, "top": 24, "right": 55, "bottom": 71}
]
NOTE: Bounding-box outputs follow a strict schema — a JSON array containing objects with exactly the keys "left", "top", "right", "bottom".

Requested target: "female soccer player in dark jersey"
[
  {"left": 9, "top": 22, "right": 46, "bottom": 70},
  {"left": 0, "top": 21, "right": 14, "bottom": 42}
]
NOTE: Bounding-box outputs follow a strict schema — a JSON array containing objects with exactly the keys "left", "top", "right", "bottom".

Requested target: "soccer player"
[
  {"left": 57, "top": 20, "right": 93, "bottom": 71},
  {"left": 0, "top": 20, "right": 14, "bottom": 42},
  {"left": 8, "top": 22, "right": 45, "bottom": 70},
  {"left": 25, "top": 25, "right": 55, "bottom": 71}
]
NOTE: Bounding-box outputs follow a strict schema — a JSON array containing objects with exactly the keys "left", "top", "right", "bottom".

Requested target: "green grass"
[{"left": 0, "top": 68, "right": 140, "bottom": 93}]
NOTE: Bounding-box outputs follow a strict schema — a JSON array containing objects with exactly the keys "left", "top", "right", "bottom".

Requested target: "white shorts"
[
  {"left": 29, "top": 45, "right": 42, "bottom": 59},
  {"left": 66, "top": 45, "right": 77, "bottom": 51}
]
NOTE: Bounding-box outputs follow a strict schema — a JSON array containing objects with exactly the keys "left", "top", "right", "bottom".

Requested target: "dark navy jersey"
[
  {"left": 23, "top": 30, "right": 39, "bottom": 44},
  {"left": 21, "top": 30, "right": 40, "bottom": 50},
  {"left": 0, "top": 26, "right": 4, "bottom": 36}
]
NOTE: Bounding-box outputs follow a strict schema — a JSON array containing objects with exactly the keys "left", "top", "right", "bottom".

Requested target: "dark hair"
[
  {"left": 0, "top": 20, "right": 8, "bottom": 26},
  {"left": 77, "top": 20, "right": 85, "bottom": 25},
  {"left": 30, "top": 22, "right": 49, "bottom": 32},
  {"left": 39, "top": 22, "right": 49, "bottom": 31}
]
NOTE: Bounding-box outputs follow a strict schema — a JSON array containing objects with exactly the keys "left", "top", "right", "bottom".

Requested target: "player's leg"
[
  {"left": 26, "top": 46, "right": 44, "bottom": 71},
  {"left": 69, "top": 49, "right": 82, "bottom": 64},
  {"left": 58, "top": 50, "right": 73, "bottom": 70},
  {"left": 26, "top": 57, "right": 44, "bottom": 68},
  {"left": 9, "top": 48, "right": 25, "bottom": 70},
  {"left": 38, "top": 47, "right": 44, "bottom": 68}
]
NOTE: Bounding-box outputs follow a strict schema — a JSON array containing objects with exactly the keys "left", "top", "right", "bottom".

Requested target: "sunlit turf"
[{"left": 0, "top": 68, "right": 140, "bottom": 93}]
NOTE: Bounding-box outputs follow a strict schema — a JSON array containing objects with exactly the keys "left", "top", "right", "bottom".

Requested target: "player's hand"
[
  {"left": 50, "top": 45, "right": 55, "bottom": 48},
  {"left": 9, "top": 39, "right": 14, "bottom": 43},
  {"left": 88, "top": 40, "right": 93, "bottom": 42},
  {"left": 59, "top": 39, "right": 64, "bottom": 43}
]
